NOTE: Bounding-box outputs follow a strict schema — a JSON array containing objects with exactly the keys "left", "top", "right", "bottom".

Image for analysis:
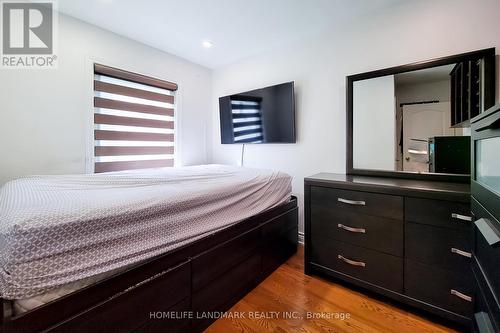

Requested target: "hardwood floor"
[{"left": 205, "top": 246, "right": 461, "bottom": 333}]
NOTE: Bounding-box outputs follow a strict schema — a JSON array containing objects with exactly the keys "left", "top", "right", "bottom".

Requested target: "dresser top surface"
[{"left": 305, "top": 173, "right": 470, "bottom": 201}]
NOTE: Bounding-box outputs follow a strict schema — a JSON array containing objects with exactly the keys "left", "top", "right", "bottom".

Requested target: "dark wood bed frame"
[{"left": 0, "top": 197, "right": 298, "bottom": 333}]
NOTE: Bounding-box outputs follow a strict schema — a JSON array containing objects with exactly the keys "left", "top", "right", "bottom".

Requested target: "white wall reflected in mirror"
[{"left": 353, "top": 75, "right": 396, "bottom": 171}]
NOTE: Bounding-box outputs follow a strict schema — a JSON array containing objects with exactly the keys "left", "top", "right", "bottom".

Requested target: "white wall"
[
  {"left": 0, "top": 14, "right": 211, "bottom": 185},
  {"left": 353, "top": 75, "right": 396, "bottom": 170},
  {"left": 210, "top": 0, "right": 500, "bottom": 235},
  {"left": 396, "top": 80, "right": 451, "bottom": 105}
]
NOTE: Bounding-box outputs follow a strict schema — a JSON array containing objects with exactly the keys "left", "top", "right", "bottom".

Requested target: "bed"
[{"left": 0, "top": 165, "right": 298, "bottom": 333}]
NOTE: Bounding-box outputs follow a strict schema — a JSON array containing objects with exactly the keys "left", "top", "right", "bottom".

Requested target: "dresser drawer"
[
  {"left": 311, "top": 186, "right": 403, "bottom": 220},
  {"left": 472, "top": 198, "right": 500, "bottom": 300},
  {"left": 49, "top": 261, "right": 191, "bottom": 333},
  {"left": 192, "top": 227, "right": 260, "bottom": 291},
  {"left": 192, "top": 253, "right": 261, "bottom": 313},
  {"left": 405, "top": 222, "right": 471, "bottom": 272},
  {"left": 310, "top": 240, "right": 402, "bottom": 292},
  {"left": 262, "top": 207, "right": 298, "bottom": 275},
  {"left": 311, "top": 206, "right": 403, "bottom": 256},
  {"left": 473, "top": 257, "right": 500, "bottom": 333},
  {"left": 406, "top": 197, "right": 471, "bottom": 229},
  {"left": 475, "top": 231, "right": 500, "bottom": 307},
  {"left": 474, "top": 284, "right": 499, "bottom": 333},
  {"left": 133, "top": 298, "right": 190, "bottom": 333},
  {"left": 405, "top": 260, "right": 473, "bottom": 318}
]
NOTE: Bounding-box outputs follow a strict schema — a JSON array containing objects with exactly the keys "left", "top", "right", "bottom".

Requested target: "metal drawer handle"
[
  {"left": 338, "top": 255, "right": 366, "bottom": 267},
  {"left": 451, "top": 247, "right": 472, "bottom": 258},
  {"left": 451, "top": 213, "right": 472, "bottom": 222},
  {"left": 451, "top": 289, "right": 472, "bottom": 302},
  {"left": 338, "top": 224, "right": 366, "bottom": 233},
  {"left": 475, "top": 218, "right": 500, "bottom": 247},
  {"left": 338, "top": 198, "right": 366, "bottom": 206}
]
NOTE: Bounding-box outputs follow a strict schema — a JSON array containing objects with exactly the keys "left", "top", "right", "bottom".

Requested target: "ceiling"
[
  {"left": 57, "top": 0, "right": 404, "bottom": 69},
  {"left": 395, "top": 64, "right": 455, "bottom": 85}
]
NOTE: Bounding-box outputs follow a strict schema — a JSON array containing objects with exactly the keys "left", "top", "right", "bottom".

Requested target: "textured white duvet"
[{"left": 0, "top": 165, "right": 292, "bottom": 302}]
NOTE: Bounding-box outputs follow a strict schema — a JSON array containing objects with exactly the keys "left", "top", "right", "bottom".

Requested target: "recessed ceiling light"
[{"left": 202, "top": 40, "right": 214, "bottom": 49}]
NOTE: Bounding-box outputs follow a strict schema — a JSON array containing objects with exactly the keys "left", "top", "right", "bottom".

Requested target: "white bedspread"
[{"left": 0, "top": 165, "right": 291, "bottom": 300}]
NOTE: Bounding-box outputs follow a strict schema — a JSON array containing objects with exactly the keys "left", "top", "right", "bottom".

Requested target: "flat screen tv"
[{"left": 219, "top": 82, "right": 295, "bottom": 144}]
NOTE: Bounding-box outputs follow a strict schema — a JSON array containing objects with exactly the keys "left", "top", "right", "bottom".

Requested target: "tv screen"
[{"left": 219, "top": 82, "right": 295, "bottom": 144}]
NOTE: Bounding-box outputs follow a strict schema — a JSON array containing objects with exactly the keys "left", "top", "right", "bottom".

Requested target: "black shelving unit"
[{"left": 450, "top": 54, "right": 495, "bottom": 127}]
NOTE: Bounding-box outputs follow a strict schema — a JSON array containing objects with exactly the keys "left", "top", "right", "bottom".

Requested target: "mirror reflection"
[{"left": 353, "top": 64, "right": 474, "bottom": 175}]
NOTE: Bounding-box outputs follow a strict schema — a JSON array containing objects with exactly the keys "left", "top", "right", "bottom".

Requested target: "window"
[
  {"left": 230, "top": 98, "right": 263, "bottom": 143},
  {"left": 93, "top": 64, "right": 177, "bottom": 173}
]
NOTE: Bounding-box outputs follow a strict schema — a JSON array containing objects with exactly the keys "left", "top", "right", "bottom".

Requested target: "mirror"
[{"left": 347, "top": 48, "right": 496, "bottom": 181}]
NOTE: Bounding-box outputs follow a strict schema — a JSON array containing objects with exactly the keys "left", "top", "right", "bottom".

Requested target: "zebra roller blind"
[{"left": 93, "top": 64, "right": 177, "bottom": 173}]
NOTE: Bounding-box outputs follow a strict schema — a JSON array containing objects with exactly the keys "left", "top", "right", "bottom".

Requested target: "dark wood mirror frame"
[{"left": 346, "top": 48, "right": 496, "bottom": 183}]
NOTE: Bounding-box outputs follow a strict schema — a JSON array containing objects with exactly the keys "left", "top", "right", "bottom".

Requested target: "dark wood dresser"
[{"left": 304, "top": 174, "right": 472, "bottom": 326}]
